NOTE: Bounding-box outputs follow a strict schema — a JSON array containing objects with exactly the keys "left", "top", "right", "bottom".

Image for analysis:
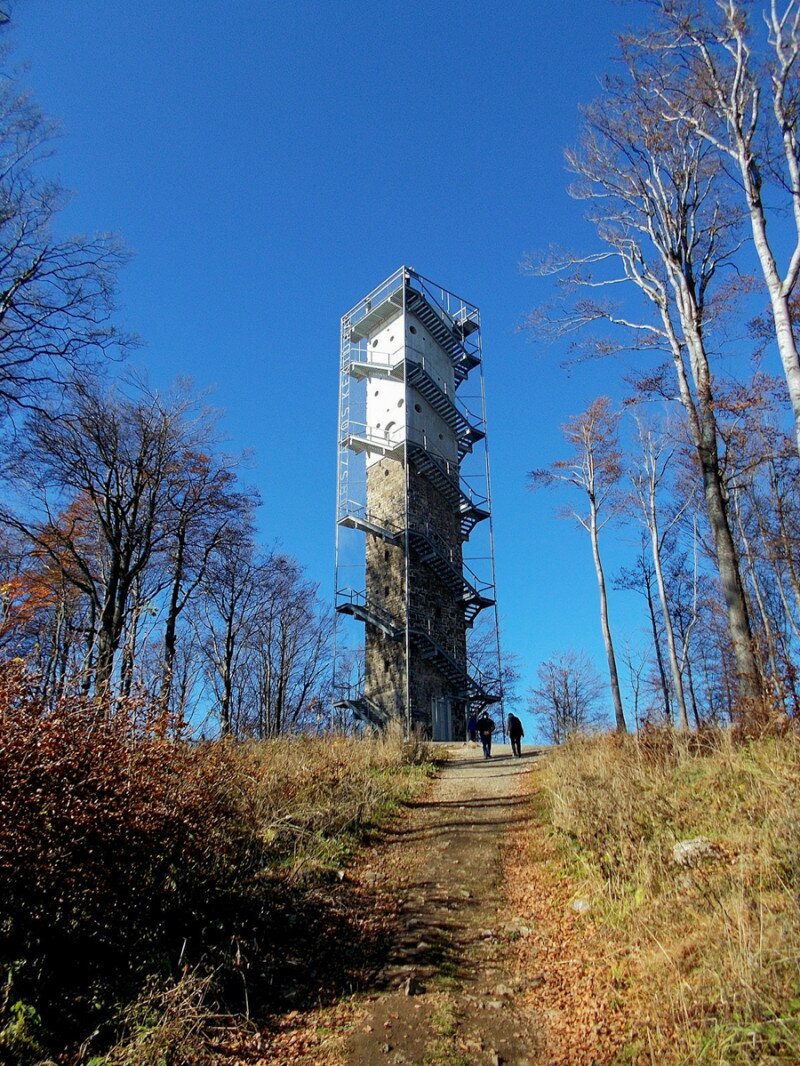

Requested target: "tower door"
[{"left": 431, "top": 697, "right": 452, "bottom": 741}]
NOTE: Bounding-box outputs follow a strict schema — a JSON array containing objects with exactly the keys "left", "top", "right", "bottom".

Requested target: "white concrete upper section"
[{"left": 361, "top": 308, "right": 459, "bottom": 469}]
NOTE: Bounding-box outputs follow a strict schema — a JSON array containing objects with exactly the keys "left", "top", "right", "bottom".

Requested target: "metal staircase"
[
  {"left": 407, "top": 527, "right": 494, "bottom": 626},
  {"left": 404, "top": 286, "right": 481, "bottom": 384},
  {"left": 333, "top": 694, "right": 389, "bottom": 729},
  {"left": 405, "top": 360, "right": 485, "bottom": 457},
  {"left": 408, "top": 626, "right": 501, "bottom": 710},
  {"left": 335, "top": 588, "right": 500, "bottom": 712},
  {"left": 337, "top": 512, "right": 494, "bottom": 627},
  {"left": 334, "top": 589, "right": 404, "bottom": 641},
  {"left": 406, "top": 441, "right": 490, "bottom": 538}
]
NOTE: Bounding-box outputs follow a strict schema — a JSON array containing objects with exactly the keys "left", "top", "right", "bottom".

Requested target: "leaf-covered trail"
[{"left": 343, "top": 744, "right": 544, "bottom": 1065}]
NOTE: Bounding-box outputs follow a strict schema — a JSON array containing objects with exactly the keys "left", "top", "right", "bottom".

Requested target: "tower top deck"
[{"left": 342, "top": 266, "right": 480, "bottom": 339}]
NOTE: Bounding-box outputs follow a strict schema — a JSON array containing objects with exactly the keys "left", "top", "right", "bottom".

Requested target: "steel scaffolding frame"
[{"left": 333, "top": 267, "right": 503, "bottom": 735}]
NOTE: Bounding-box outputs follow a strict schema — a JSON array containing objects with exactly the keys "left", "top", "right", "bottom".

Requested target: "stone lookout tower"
[{"left": 334, "top": 267, "right": 502, "bottom": 740}]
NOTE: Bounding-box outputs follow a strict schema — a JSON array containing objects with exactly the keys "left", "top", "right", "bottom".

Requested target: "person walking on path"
[
  {"left": 476, "top": 710, "right": 495, "bottom": 759},
  {"left": 467, "top": 711, "right": 478, "bottom": 744},
  {"left": 507, "top": 712, "right": 524, "bottom": 757}
]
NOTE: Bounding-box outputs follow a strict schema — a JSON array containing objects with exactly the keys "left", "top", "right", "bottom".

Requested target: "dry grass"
[
  {"left": 539, "top": 730, "right": 800, "bottom": 1063},
  {"left": 91, "top": 973, "right": 216, "bottom": 1066}
]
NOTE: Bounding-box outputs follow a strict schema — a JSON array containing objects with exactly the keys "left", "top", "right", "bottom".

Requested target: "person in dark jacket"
[
  {"left": 467, "top": 711, "right": 478, "bottom": 744},
  {"left": 507, "top": 712, "right": 524, "bottom": 757},
  {"left": 476, "top": 711, "right": 495, "bottom": 759}
]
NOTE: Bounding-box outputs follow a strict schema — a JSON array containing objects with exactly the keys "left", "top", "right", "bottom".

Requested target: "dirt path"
[{"left": 344, "top": 743, "right": 543, "bottom": 1066}]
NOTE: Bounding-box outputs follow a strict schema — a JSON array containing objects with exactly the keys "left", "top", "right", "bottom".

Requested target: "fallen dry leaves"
[{"left": 501, "top": 772, "right": 646, "bottom": 1065}]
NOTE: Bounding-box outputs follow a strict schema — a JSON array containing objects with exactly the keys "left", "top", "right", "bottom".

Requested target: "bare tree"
[
  {"left": 527, "top": 649, "right": 608, "bottom": 744},
  {"left": 633, "top": 0, "right": 800, "bottom": 457},
  {"left": 630, "top": 416, "right": 693, "bottom": 728},
  {"left": 615, "top": 538, "right": 673, "bottom": 720},
  {"left": 528, "top": 58, "right": 762, "bottom": 706},
  {"left": 1, "top": 385, "right": 183, "bottom": 696},
  {"left": 158, "top": 432, "right": 254, "bottom": 716},
  {"left": 530, "top": 397, "right": 628, "bottom": 732},
  {"left": 0, "top": 48, "right": 128, "bottom": 422},
  {"left": 248, "top": 557, "right": 333, "bottom": 737},
  {"left": 194, "top": 522, "right": 262, "bottom": 736}
]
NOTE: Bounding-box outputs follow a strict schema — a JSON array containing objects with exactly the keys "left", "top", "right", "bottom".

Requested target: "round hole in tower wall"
[
  {"left": 397, "top": 398, "right": 404, "bottom": 407},
  {"left": 372, "top": 338, "right": 379, "bottom": 347},
  {"left": 414, "top": 403, "right": 422, "bottom": 413},
  {"left": 409, "top": 325, "right": 417, "bottom": 334}
]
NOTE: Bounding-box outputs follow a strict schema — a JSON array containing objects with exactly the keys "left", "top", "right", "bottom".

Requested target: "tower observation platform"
[{"left": 333, "top": 267, "right": 503, "bottom": 740}]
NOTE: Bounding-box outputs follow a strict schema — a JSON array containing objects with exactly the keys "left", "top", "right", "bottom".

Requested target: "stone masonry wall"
[
  {"left": 364, "top": 449, "right": 468, "bottom": 738},
  {"left": 365, "top": 457, "right": 406, "bottom": 721}
]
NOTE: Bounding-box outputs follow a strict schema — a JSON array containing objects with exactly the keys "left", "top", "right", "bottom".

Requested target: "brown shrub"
[{"left": 0, "top": 663, "right": 433, "bottom": 1060}]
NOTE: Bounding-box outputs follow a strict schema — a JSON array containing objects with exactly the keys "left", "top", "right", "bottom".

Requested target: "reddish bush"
[
  {"left": 0, "top": 665, "right": 432, "bottom": 1060},
  {"left": 0, "top": 664, "right": 268, "bottom": 1052}
]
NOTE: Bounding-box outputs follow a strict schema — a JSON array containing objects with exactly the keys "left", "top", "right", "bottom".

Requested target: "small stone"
[
  {"left": 381, "top": 1044, "right": 392, "bottom": 1054},
  {"left": 403, "top": 975, "right": 422, "bottom": 996},
  {"left": 672, "top": 837, "right": 720, "bottom": 867},
  {"left": 486, "top": 999, "right": 503, "bottom": 1010},
  {"left": 482, "top": 929, "right": 496, "bottom": 939},
  {"left": 491, "top": 1053, "right": 503, "bottom": 1066},
  {"left": 416, "top": 941, "right": 431, "bottom": 952},
  {"left": 494, "top": 983, "right": 513, "bottom": 997},
  {"left": 571, "top": 899, "right": 590, "bottom": 913}
]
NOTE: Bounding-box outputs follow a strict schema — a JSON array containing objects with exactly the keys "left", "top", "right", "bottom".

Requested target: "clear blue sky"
[{"left": 13, "top": 0, "right": 674, "bottom": 732}]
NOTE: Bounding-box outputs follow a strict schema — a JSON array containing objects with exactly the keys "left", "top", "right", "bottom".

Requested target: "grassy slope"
[{"left": 510, "top": 732, "right": 800, "bottom": 1064}]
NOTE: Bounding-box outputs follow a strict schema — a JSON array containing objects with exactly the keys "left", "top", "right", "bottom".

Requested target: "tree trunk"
[
  {"left": 643, "top": 560, "right": 672, "bottom": 722},
  {"left": 662, "top": 300, "right": 762, "bottom": 708},
  {"left": 589, "top": 502, "right": 627, "bottom": 733},
  {"left": 741, "top": 170, "right": 800, "bottom": 458},
  {"left": 160, "top": 530, "right": 186, "bottom": 721},
  {"left": 647, "top": 522, "right": 690, "bottom": 731}
]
